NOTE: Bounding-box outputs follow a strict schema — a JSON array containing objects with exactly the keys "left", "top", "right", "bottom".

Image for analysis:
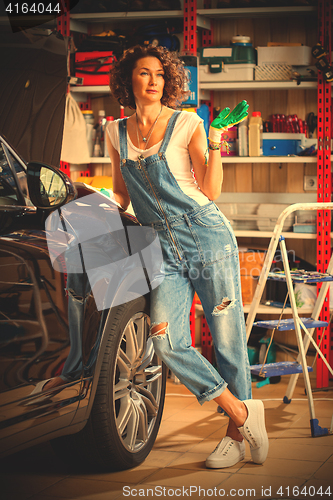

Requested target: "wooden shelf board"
[
  {"left": 84, "top": 156, "right": 320, "bottom": 164},
  {"left": 197, "top": 6, "right": 316, "bottom": 19},
  {"left": 195, "top": 302, "right": 313, "bottom": 316},
  {"left": 72, "top": 81, "right": 317, "bottom": 94},
  {"left": 71, "top": 86, "right": 110, "bottom": 94},
  {"left": 70, "top": 10, "right": 183, "bottom": 23},
  {"left": 234, "top": 230, "right": 319, "bottom": 240},
  {"left": 222, "top": 156, "right": 318, "bottom": 163},
  {"left": 199, "top": 81, "right": 317, "bottom": 91}
]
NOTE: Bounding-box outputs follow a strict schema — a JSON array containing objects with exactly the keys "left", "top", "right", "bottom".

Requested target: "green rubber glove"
[{"left": 209, "top": 100, "right": 249, "bottom": 143}]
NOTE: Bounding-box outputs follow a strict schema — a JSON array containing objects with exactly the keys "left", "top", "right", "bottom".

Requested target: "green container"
[{"left": 199, "top": 45, "right": 257, "bottom": 73}]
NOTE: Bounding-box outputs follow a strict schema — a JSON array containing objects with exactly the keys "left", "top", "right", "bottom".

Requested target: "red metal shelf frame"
[{"left": 316, "top": 0, "right": 332, "bottom": 389}]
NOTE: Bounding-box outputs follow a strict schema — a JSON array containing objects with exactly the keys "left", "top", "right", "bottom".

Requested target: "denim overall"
[{"left": 119, "top": 111, "right": 251, "bottom": 404}]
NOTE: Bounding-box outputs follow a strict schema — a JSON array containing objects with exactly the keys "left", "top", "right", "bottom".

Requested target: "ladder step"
[
  {"left": 253, "top": 317, "right": 328, "bottom": 331},
  {"left": 250, "top": 361, "right": 313, "bottom": 378},
  {"left": 268, "top": 271, "right": 333, "bottom": 283}
]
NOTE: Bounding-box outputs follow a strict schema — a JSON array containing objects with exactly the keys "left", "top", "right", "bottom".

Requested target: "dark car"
[{"left": 0, "top": 133, "right": 166, "bottom": 471}]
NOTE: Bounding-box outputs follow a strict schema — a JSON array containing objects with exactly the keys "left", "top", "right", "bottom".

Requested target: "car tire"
[{"left": 51, "top": 294, "right": 166, "bottom": 471}]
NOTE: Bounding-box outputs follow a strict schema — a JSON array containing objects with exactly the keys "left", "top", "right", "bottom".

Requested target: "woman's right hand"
[{"left": 209, "top": 100, "right": 249, "bottom": 143}]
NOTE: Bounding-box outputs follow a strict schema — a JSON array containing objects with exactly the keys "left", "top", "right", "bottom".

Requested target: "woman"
[{"left": 106, "top": 44, "right": 268, "bottom": 468}]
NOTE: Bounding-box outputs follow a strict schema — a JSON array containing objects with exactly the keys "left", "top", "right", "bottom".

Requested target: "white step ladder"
[{"left": 246, "top": 203, "right": 333, "bottom": 437}]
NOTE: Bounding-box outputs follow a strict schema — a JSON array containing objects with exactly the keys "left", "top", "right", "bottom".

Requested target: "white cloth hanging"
[{"left": 60, "top": 92, "right": 90, "bottom": 164}]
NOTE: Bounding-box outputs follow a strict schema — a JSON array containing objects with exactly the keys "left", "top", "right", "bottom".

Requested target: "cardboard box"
[
  {"left": 239, "top": 251, "right": 266, "bottom": 304},
  {"left": 241, "top": 276, "right": 258, "bottom": 305}
]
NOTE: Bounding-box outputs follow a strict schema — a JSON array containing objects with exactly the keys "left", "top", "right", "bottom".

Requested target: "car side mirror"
[{"left": 27, "top": 161, "right": 76, "bottom": 209}]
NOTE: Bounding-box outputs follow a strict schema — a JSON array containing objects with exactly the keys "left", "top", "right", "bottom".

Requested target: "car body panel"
[
  {"left": 0, "top": 139, "right": 83, "bottom": 453},
  {"left": 0, "top": 134, "right": 164, "bottom": 458}
]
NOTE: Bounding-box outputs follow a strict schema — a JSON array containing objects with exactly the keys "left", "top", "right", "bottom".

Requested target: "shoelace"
[
  {"left": 245, "top": 425, "right": 257, "bottom": 446},
  {"left": 213, "top": 440, "right": 234, "bottom": 455},
  {"left": 223, "top": 442, "right": 233, "bottom": 456}
]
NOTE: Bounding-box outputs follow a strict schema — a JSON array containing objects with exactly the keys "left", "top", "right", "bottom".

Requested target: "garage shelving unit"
[
  {"left": 58, "top": 0, "right": 333, "bottom": 389},
  {"left": 186, "top": 0, "right": 333, "bottom": 390}
]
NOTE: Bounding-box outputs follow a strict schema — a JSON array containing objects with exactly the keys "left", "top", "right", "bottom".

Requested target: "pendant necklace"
[{"left": 136, "top": 105, "right": 163, "bottom": 151}]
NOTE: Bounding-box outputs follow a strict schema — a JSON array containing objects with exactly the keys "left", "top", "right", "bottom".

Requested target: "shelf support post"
[
  {"left": 58, "top": 0, "right": 71, "bottom": 177},
  {"left": 183, "top": 0, "right": 197, "bottom": 54},
  {"left": 316, "top": 0, "right": 332, "bottom": 389},
  {"left": 200, "top": 1, "right": 214, "bottom": 121}
]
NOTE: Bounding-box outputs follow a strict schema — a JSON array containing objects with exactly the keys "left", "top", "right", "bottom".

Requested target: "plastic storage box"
[
  {"left": 257, "top": 46, "right": 312, "bottom": 66},
  {"left": 261, "top": 133, "right": 318, "bottom": 156},
  {"left": 263, "top": 133, "right": 303, "bottom": 156},
  {"left": 74, "top": 51, "right": 116, "bottom": 86},
  {"left": 199, "top": 45, "right": 256, "bottom": 82},
  {"left": 255, "top": 64, "right": 293, "bottom": 81}
]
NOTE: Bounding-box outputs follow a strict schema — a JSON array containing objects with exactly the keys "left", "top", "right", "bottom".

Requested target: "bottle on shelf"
[
  {"left": 98, "top": 110, "right": 106, "bottom": 139},
  {"left": 82, "top": 109, "right": 95, "bottom": 158},
  {"left": 93, "top": 136, "right": 103, "bottom": 157},
  {"left": 104, "top": 116, "right": 114, "bottom": 157},
  {"left": 237, "top": 117, "right": 248, "bottom": 156},
  {"left": 249, "top": 111, "right": 263, "bottom": 157},
  {"left": 98, "top": 110, "right": 107, "bottom": 156}
]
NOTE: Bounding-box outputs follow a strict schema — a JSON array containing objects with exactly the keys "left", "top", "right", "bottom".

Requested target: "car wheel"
[{"left": 52, "top": 294, "right": 166, "bottom": 471}]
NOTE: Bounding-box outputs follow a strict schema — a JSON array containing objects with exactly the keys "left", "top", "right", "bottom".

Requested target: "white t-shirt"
[{"left": 106, "top": 111, "right": 210, "bottom": 206}]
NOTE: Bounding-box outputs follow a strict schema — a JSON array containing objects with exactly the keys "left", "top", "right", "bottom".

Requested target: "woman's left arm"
[{"left": 188, "top": 122, "right": 223, "bottom": 201}]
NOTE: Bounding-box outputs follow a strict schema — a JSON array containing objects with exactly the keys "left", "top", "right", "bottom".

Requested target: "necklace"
[{"left": 136, "top": 105, "right": 163, "bottom": 150}]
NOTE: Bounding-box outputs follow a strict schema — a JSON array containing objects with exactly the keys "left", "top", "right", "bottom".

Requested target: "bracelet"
[
  {"left": 208, "top": 141, "right": 222, "bottom": 150},
  {"left": 208, "top": 140, "right": 230, "bottom": 154}
]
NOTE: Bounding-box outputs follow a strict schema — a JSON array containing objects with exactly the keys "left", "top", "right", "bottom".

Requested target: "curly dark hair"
[{"left": 109, "top": 45, "right": 190, "bottom": 109}]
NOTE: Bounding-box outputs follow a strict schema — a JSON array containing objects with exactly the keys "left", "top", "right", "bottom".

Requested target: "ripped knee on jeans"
[
  {"left": 212, "top": 297, "right": 236, "bottom": 316},
  {"left": 150, "top": 322, "right": 168, "bottom": 338}
]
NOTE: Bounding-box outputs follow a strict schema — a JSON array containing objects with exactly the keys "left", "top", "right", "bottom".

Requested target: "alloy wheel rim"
[{"left": 113, "top": 312, "right": 163, "bottom": 452}]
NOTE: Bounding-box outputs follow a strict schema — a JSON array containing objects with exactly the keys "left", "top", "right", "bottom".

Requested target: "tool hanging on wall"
[
  {"left": 312, "top": 43, "right": 333, "bottom": 82},
  {"left": 306, "top": 112, "right": 317, "bottom": 137}
]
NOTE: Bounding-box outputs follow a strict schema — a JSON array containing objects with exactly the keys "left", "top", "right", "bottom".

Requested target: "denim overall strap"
[
  {"left": 118, "top": 118, "right": 128, "bottom": 161},
  {"left": 158, "top": 111, "right": 181, "bottom": 153}
]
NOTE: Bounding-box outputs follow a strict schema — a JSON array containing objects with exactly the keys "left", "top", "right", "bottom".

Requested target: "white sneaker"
[
  {"left": 206, "top": 436, "right": 245, "bottom": 468},
  {"left": 238, "top": 399, "right": 269, "bottom": 464}
]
